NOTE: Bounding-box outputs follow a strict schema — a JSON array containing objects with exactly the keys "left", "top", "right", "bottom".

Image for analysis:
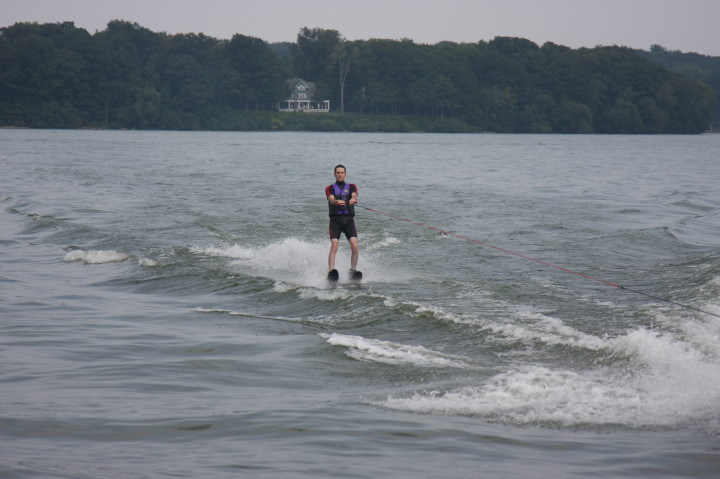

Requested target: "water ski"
[
  {"left": 350, "top": 269, "right": 363, "bottom": 281},
  {"left": 327, "top": 269, "right": 339, "bottom": 282}
]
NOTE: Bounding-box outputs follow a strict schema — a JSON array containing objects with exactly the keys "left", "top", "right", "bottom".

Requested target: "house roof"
[{"left": 286, "top": 77, "right": 316, "bottom": 92}]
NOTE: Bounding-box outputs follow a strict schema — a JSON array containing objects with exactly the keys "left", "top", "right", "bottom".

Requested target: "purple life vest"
[{"left": 329, "top": 182, "right": 354, "bottom": 216}]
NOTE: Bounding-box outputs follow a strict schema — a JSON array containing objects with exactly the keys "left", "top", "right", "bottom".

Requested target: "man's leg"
[
  {"left": 328, "top": 238, "right": 340, "bottom": 271},
  {"left": 349, "top": 236, "right": 359, "bottom": 270}
]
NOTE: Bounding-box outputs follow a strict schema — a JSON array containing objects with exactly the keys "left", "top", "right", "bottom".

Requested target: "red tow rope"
[{"left": 357, "top": 205, "right": 720, "bottom": 319}]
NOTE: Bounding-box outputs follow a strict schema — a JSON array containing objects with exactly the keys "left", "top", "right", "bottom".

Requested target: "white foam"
[
  {"left": 138, "top": 257, "right": 158, "bottom": 267},
  {"left": 695, "top": 275, "right": 720, "bottom": 341},
  {"left": 298, "top": 287, "right": 353, "bottom": 301},
  {"left": 366, "top": 284, "right": 720, "bottom": 429},
  {"left": 63, "top": 249, "right": 129, "bottom": 264},
  {"left": 191, "top": 244, "right": 255, "bottom": 259},
  {"left": 381, "top": 296, "right": 474, "bottom": 325},
  {"left": 272, "top": 282, "right": 295, "bottom": 293},
  {"left": 380, "top": 318, "right": 720, "bottom": 429},
  {"left": 481, "top": 309, "right": 608, "bottom": 351},
  {"left": 191, "top": 236, "right": 411, "bottom": 287},
  {"left": 611, "top": 327, "right": 700, "bottom": 367},
  {"left": 193, "top": 307, "right": 231, "bottom": 314},
  {"left": 363, "top": 235, "right": 401, "bottom": 252},
  {"left": 381, "top": 366, "right": 647, "bottom": 426},
  {"left": 379, "top": 295, "right": 611, "bottom": 351},
  {"left": 320, "top": 333, "right": 471, "bottom": 368},
  {"left": 680, "top": 313, "right": 720, "bottom": 357}
]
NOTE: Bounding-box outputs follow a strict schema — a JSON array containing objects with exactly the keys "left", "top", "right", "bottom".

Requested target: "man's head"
[{"left": 334, "top": 164, "right": 347, "bottom": 182}]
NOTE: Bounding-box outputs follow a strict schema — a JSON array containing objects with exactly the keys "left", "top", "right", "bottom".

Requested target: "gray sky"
[{"left": 3, "top": 0, "right": 720, "bottom": 56}]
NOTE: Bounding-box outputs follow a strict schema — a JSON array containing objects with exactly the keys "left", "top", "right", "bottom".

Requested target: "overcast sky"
[{"left": 4, "top": 0, "right": 720, "bottom": 56}]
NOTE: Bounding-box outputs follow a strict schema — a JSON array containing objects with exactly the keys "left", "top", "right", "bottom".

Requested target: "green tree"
[
  {"left": 598, "top": 98, "right": 642, "bottom": 133},
  {"left": 225, "top": 34, "right": 287, "bottom": 110},
  {"left": 552, "top": 101, "right": 593, "bottom": 133},
  {"left": 89, "top": 21, "right": 151, "bottom": 125},
  {"left": 294, "top": 27, "right": 342, "bottom": 107},
  {"left": 333, "top": 41, "right": 357, "bottom": 113}
]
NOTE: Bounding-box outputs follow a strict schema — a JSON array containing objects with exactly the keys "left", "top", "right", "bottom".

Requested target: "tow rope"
[{"left": 357, "top": 204, "right": 720, "bottom": 319}]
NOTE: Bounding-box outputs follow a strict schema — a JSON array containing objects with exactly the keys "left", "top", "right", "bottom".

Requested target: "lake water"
[{"left": 1, "top": 129, "right": 719, "bottom": 478}]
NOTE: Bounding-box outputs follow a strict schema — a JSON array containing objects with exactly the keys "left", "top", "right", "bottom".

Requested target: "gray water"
[{"left": 1, "top": 129, "right": 719, "bottom": 478}]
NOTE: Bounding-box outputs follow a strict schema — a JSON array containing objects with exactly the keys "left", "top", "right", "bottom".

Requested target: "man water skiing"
[{"left": 325, "top": 164, "right": 362, "bottom": 281}]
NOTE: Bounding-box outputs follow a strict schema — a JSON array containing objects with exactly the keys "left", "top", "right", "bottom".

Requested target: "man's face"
[{"left": 334, "top": 168, "right": 346, "bottom": 182}]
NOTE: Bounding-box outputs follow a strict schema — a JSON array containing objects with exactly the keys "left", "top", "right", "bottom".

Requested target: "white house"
[{"left": 278, "top": 78, "right": 330, "bottom": 113}]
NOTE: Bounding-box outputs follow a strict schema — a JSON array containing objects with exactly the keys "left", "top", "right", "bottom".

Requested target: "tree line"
[
  {"left": 636, "top": 44, "right": 720, "bottom": 129},
  {"left": 0, "top": 21, "right": 716, "bottom": 133}
]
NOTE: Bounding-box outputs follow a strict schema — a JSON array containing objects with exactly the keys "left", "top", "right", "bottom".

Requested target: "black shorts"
[{"left": 329, "top": 215, "right": 358, "bottom": 240}]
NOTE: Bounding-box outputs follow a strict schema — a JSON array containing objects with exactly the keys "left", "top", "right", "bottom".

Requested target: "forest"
[{"left": 0, "top": 20, "right": 717, "bottom": 133}]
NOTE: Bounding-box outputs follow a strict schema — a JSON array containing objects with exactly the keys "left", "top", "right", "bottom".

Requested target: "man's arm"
[
  {"left": 329, "top": 195, "right": 346, "bottom": 206},
  {"left": 326, "top": 186, "right": 346, "bottom": 206}
]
